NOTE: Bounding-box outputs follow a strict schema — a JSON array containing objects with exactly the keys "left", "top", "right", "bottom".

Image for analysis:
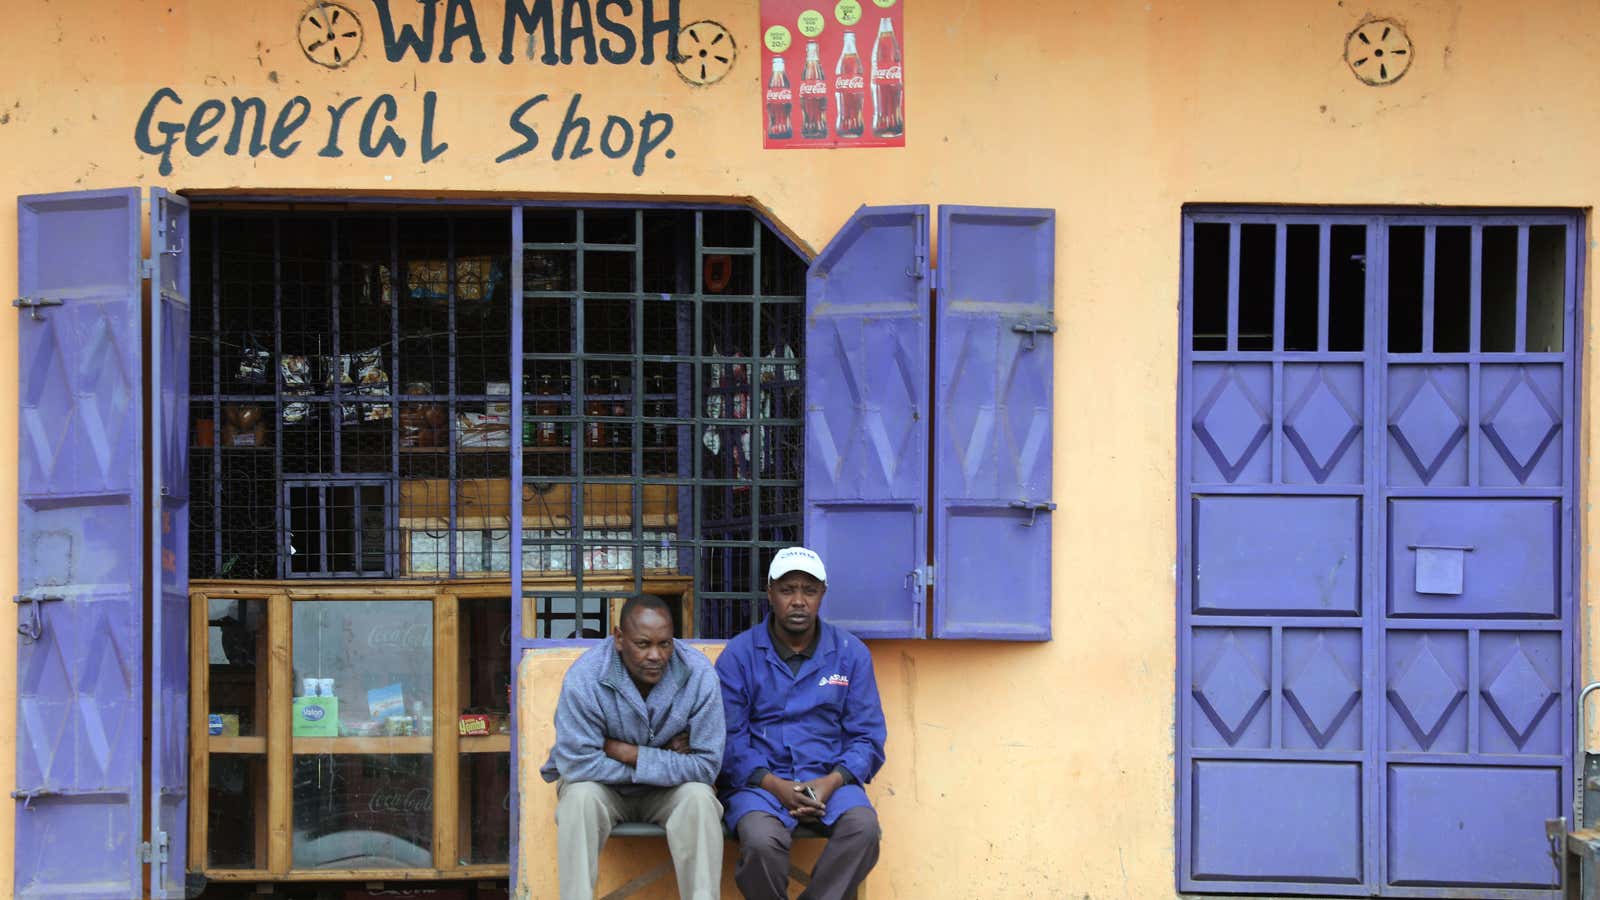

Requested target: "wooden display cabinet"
[{"left": 188, "top": 575, "right": 691, "bottom": 883}]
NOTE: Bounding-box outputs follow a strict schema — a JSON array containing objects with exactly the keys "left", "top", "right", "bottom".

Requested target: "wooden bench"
[{"left": 600, "top": 821, "right": 862, "bottom": 900}]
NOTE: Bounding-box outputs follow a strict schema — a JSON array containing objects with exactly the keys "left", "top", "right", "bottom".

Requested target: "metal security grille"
[{"left": 189, "top": 206, "right": 806, "bottom": 639}]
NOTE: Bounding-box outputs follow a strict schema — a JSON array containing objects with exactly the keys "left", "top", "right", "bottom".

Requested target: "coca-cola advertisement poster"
[{"left": 761, "top": 0, "right": 905, "bottom": 149}]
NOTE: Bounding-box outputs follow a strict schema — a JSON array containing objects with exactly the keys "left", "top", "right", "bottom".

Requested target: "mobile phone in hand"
[{"left": 800, "top": 784, "right": 820, "bottom": 804}]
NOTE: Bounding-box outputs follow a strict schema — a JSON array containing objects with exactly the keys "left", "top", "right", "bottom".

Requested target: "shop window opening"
[{"left": 186, "top": 203, "right": 807, "bottom": 882}]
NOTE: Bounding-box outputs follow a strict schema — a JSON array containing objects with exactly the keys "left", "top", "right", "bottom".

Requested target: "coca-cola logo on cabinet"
[
  {"left": 367, "top": 621, "right": 432, "bottom": 650},
  {"left": 368, "top": 786, "right": 434, "bottom": 815}
]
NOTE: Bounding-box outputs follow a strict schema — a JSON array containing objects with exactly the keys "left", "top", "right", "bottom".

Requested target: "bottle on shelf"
[
  {"left": 535, "top": 375, "right": 558, "bottom": 447},
  {"left": 584, "top": 375, "right": 606, "bottom": 448},
  {"left": 609, "top": 376, "right": 628, "bottom": 448}
]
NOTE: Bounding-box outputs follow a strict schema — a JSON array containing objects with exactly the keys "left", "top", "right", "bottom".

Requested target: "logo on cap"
[{"left": 768, "top": 546, "right": 827, "bottom": 583}]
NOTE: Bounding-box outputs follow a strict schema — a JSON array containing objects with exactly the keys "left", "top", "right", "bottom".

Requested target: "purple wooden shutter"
[
  {"left": 932, "top": 206, "right": 1055, "bottom": 640},
  {"left": 804, "top": 205, "right": 930, "bottom": 638},
  {"left": 15, "top": 189, "right": 145, "bottom": 898},
  {"left": 149, "top": 188, "right": 191, "bottom": 897}
]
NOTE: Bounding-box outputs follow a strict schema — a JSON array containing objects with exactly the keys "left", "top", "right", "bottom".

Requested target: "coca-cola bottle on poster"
[
  {"left": 871, "top": 18, "right": 903, "bottom": 138},
  {"left": 765, "top": 56, "right": 793, "bottom": 141},
  {"left": 799, "top": 41, "right": 828, "bottom": 139},
  {"left": 834, "top": 32, "right": 865, "bottom": 138}
]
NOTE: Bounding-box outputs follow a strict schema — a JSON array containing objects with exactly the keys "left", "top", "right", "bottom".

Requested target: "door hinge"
[
  {"left": 1009, "top": 500, "right": 1057, "bottom": 527},
  {"left": 1011, "top": 320, "right": 1058, "bottom": 350},
  {"left": 141, "top": 258, "right": 157, "bottom": 280},
  {"left": 139, "top": 831, "right": 169, "bottom": 864},
  {"left": 12, "top": 296, "right": 63, "bottom": 322}
]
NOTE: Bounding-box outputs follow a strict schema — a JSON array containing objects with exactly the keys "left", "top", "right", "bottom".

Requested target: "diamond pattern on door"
[
  {"left": 807, "top": 317, "right": 923, "bottom": 494},
  {"left": 1283, "top": 365, "right": 1362, "bottom": 484},
  {"left": 1192, "top": 629, "right": 1270, "bottom": 748},
  {"left": 1283, "top": 631, "right": 1362, "bottom": 750},
  {"left": 1479, "top": 634, "right": 1559, "bottom": 752},
  {"left": 1387, "top": 366, "right": 1468, "bottom": 486},
  {"left": 941, "top": 316, "right": 1052, "bottom": 498},
  {"left": 16, "top": 619, "right": 71, "bottom": 785},
  {"left": 1192, "top": 364, "right": 1270, "bottom": 483},
  {"left": 19, "top": 326, "right": 73, "bottom": 487},
  {"left": 1480, "top": 365, "right": 1562, "bottom": 486},
  {"left": 76, "top": 312, "right": 135, "bottom": 483},
  {"left": 1386, "top": 634, "right": 1466, "bottom": 752}
]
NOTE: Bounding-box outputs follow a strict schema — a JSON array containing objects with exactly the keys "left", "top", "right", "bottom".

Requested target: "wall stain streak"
[{"left": 900, "top": 650, "right": 920, "bottom": 802}]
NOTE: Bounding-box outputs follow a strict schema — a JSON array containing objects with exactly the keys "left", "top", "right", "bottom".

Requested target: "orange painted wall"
[{"left": 1, "top": 0, "right": 1598, "bottom": 897}]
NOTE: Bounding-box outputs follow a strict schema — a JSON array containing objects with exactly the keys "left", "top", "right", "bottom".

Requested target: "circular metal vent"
[
  {"left": 1345, "top": 18, "right": 1412, "bottom": 86},
  {"left": 675, "top": 20, "right": 737, "bottom": 86},
  {"left": 299, "top": 2, "right": 364, "bottom": 69}
]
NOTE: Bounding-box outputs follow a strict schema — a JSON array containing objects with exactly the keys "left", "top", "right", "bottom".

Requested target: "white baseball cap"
[{"left": 768, "top": 546, "right": 827, "bottom": 583}]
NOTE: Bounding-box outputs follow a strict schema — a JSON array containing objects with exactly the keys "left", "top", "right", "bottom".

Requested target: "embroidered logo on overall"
[{"left": 818, "top": 674, "right": 850, "bottom": 688}]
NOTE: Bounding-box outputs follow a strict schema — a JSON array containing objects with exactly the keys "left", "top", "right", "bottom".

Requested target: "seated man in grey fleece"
[{"left": 541, "top": 594, "right": 725, "bottom": 900}]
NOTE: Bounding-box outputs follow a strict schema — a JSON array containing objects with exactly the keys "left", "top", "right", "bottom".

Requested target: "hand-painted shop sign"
[{"left": 133, "top": 0, "right": 696, "bottom": 177}]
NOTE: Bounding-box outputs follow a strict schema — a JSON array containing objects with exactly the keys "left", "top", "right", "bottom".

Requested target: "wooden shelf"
[
  {"left": 291, "top": 736, "right": 433, "bottom": 754},
  {"left": 208, "top": 735, "right": 267, "bottom": 754},
  {"left": 458, "top": 734, "right": 511, "bottom": 754}
]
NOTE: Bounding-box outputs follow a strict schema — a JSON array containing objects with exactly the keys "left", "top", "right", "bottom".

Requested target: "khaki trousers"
[{"left": 556, "top": 780, "right": 724, "bottom": 900}]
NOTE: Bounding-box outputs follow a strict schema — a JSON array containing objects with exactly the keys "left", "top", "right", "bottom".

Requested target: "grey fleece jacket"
[{"left": 539, "top": 639, "right": 724, "bottom": 793}]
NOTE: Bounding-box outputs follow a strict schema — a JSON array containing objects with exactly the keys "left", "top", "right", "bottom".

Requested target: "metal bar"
[
  {"left": 331, "top": 216, "right": 343, "bottom": 475},
  {"left": 1318, "top": 222, "right": 1331, "bottom": 353},
  {"left": 1270, "top": 624, "right": 1283, "bottom": 750},
  {"left": 632, "top": 209, "right": 645, "bottom": 600},
  {"left": 1516, "top": 225, "right": 1529, "bottom": 352},
  {"left": 211, "top": 216, "right": 224, "bottom": 576},
  {"left": 273, "top": 217, "right": 287, "bottom": 578},
  {"left": 574, "top": 210, "right": 587, "bottom": 595},
  {"left": 1468, "top": 226, "right": 1483, "bottom": 490},
  {"left": 1362, "top": 215, "right": 1384, "bottom": 890},
  {"left": 1227, "top": 222, "right": 1240, "bottom": 351},
  {"left": 749, "top": 211, "right": 764, "bottom": 605},
  {"left": 389, "top": 216, "right": 401, "bottom": 577},
  {"left": 508, "top": 203, "right": 525, "bottom": 894},
  {"left": 1469, "top": 224, "right": 1483, "bottom": 354},
  {"left": 1468, "top": 627, "right": 1480, "bottom": 754},
  {"left": 448, "top": 218, "right": 459, "bottom": 577},
  {"left": 511, "top": 205, "right": 526, "bottom": 620},
  {"left": 1422, "top": 225, "right": 1436, "bottom": 354}
]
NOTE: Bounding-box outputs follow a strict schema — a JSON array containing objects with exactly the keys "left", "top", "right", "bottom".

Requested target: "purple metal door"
[
  {"left": 804, "top": 204, "right": 930, "bottom": 638},
  {"left": 149, "top": 188, "right": 191, "bottom": 897},
  {"left": 932, "top": 206, "right": 1054, "bottom": 640},
  {"left": 15, "top": 189, "right": 146, "bottom": 898},
  {"left": 1178, "top": 212, "right": 1578, "bottom": 899},
  {"left": 1377, "top": 219, "right": 1575, "bottom": 897}
]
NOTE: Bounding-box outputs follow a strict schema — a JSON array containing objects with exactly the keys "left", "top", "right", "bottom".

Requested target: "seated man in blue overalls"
[{"left": 716, "top": 546, "right": 888, "bottom": 900}]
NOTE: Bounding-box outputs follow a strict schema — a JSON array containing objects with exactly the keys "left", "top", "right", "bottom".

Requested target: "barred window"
[{"left": 190, "top": 206, "right": 807, "bottom": 639}]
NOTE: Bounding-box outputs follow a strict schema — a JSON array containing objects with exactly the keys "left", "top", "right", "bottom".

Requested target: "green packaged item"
[{"left": 292, "top": 696, "right": 339, "bottom": 737}]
